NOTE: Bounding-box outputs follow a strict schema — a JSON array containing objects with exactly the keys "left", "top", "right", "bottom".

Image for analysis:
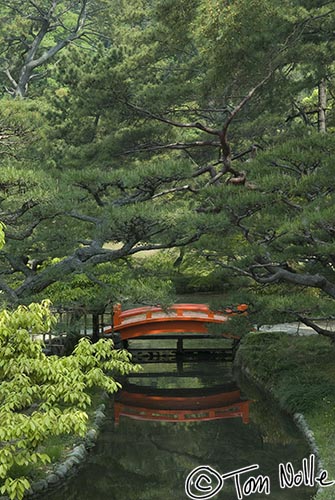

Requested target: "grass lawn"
[{"left": 236, "top": 331, "right": 335, "bottom": 500}]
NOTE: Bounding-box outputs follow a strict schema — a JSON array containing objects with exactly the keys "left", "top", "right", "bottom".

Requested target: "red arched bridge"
[
  {"left": 104, "top": 302, "right": 248, "bottom": 341},
  {"left": 114, "top": 383, "right": 251, "bottom": 424}
]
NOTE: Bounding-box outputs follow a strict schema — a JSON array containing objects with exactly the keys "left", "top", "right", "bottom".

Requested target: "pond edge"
[
  {"left": 22, "top": 398, "right": 108, "bottom": 499},
  {"left": 235, "top": 357, "right": 323, "bottom": 493}
]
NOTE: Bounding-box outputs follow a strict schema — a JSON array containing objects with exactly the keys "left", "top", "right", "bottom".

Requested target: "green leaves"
[
  {"left": 0, "top": 478, "right": 31, "bottom": 500},
  {"left": 0, "top": 301, "right": 140, "bottom": 499}
]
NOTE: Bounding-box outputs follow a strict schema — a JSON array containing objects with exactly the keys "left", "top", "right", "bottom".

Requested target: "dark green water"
[{"left": 46, "top": 360, "right": 315, "bottom": 500}]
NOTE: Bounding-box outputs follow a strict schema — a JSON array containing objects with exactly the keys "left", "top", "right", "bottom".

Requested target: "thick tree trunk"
[
  {"left": 15, "top": 76, "right": 29, "bottom": 98},
  {"left": 318, "top": 79, "right": 327, "bottom": 133}
]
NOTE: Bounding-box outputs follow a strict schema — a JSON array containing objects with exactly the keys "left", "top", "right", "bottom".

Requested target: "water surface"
[{"left": 46, "top": 361, "right": 314, "bottom": 500}]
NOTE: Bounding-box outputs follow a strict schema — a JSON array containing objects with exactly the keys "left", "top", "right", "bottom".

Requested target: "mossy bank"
[{"left": 235, "top": 331, "right": 335, "bottom": 500}]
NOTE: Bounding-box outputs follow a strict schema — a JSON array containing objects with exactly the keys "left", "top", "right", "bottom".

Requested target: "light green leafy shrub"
[{"left": 0, "top": 300, "right": 140, "bottom": 500}]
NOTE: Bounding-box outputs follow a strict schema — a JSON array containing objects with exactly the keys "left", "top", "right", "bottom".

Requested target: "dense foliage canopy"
[
  {"left": 0, "top": 0, "right": 335, "bottom": 334},
  {"left": 1, "top": 1, "right": 335, "bottom": 496}
]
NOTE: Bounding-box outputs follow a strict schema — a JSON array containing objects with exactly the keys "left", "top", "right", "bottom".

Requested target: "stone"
[
  {"left": 94, "top": 410, "right": 106, "bottom": 422},
  {"left": 68, "top": 455, "right": 82, "bottom": 465},
  {"left": 64, "top": 457, "right": 77, "bottom": 468},
  {"left": 71, "top": 444, "right": 87, "bottom": 458},
  {"left": 46, "top": 474, "right": 59, "bottom": 485},
  {"left": 86, "top": 428, "right": 98, "bottom": 442},
  {"left": 32, "top": 479, "right": 48, "bottom": 492},
  {"left": 54, "top": 464, "right": 69, "bottom": 478}
]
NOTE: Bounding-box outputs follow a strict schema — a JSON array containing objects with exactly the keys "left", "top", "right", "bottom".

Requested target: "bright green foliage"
[
  {"left": 0, "top": 223, "right": 5, "bottom": 249},
  {"left": 42, "top": 260, "right": 175, "bottom": 318},
  {"left": 0, "top": 300, "right": 140, "bottom": 499}
]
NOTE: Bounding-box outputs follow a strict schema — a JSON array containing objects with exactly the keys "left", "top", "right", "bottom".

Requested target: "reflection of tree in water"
[
  {"left": 46, "top": 363, "right": 313, "bottom": 500},
  {"left": 48, "top": 414, "right": 312, "bottom": 500},
  {"left": 237, "top": 372, "right": 306, "bottom": 446},
  {"left": 128, "top": 360, "right": 234, "bottom": 390},
  {"left": 250, "top": 397, "right": 304, "bottom": 446}
]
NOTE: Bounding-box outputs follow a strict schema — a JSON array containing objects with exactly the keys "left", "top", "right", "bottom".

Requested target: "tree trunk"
[
  {"left": 318, "top": 79, "right": 327, "bottom": 133},
  {"left": 92, "top": 313, "right": 100, "bottom": 343}
]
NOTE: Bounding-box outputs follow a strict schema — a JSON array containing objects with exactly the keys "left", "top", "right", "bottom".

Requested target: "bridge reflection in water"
[
  {"left": 45, "top": 360, "right": 313, "bottom": 500},
  {"left": 114, "top": 363, "right": 252, "bottom": 425}
]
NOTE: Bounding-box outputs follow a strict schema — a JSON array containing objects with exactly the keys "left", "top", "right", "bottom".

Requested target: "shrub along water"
[{"left": 0, "top": 301, "right": 141, "bottom": 500}]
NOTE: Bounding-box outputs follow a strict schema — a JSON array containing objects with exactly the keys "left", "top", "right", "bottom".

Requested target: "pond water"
[{"left": 46, "top": 360, "right": 315, "bottom": 500}]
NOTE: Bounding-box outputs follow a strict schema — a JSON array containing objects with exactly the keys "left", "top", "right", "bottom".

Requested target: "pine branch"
[
  {"left": 297, "top": 315, "right": 335, "bottom": 340},
  {"left": 118, "top": 141, "right": 221, "bottom": 155},
  {"left": 204, "top": 254, "right": 335, "bottom": 299},
  {"left": 1, "top": 200, "right": 39, "bottom": 225},
  {"left": 3, "top": 69, "right": 17, "bottom": 88},
  {"left": 221, "top": 68, "right": 277, "bottom": 147},
  {"left": 0, "top": 279, "right": 18, "bottom": 302},
  {"left": 67, "top": 211, "right": 101, "bottom": 225},
  {"left": 152, "top": 184, "right": 198, "bottom": 199},
  {"left": 125, "top": 101, "right": 220, "bottom": 136}
]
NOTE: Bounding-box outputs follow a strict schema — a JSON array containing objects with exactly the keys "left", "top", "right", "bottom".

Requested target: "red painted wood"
[
  {"left": 117, "top": 389, "right": 242, "bottom": 409},
  {"left": 114, "top": 400, "right": 250, "bottom": 424},
  {"left": 114, "top": 385, "right": 251, "bottom": 424},
  {"left": 106, "top": 303, "right": 247, "bottom": 340}
]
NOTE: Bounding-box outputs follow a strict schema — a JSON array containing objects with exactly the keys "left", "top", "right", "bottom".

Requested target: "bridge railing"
[{"left": 113, "top": 303, "right": 248, "bottom": 328}]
